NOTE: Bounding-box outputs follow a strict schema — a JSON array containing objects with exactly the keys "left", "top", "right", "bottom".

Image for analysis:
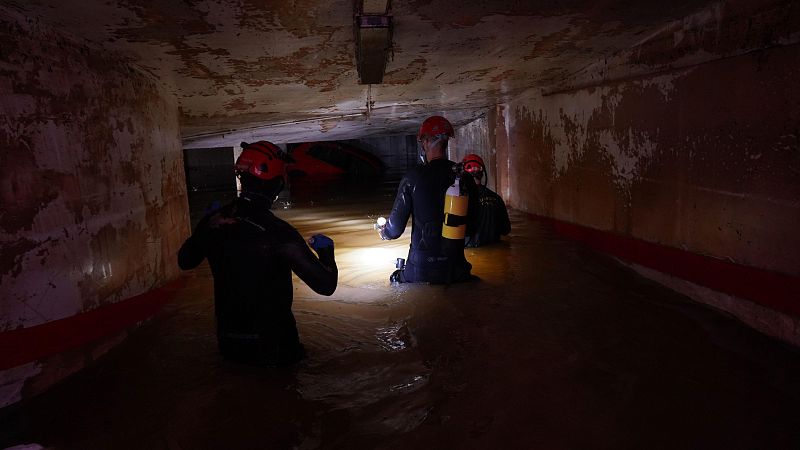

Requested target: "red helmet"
[
  {"left": 417, "top": 116, "right": 454, "bottom": 141},
  {"left": 463, "top": 153, "right": 485, "bottom": 174},
  {"left": 235, "top": 141, "right": 292, "bottom": 181}
]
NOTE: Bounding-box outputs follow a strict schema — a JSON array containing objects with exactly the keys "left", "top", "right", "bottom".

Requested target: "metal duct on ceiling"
[{"left": 355, "top": 0, "right": 392, "bottom": 84}]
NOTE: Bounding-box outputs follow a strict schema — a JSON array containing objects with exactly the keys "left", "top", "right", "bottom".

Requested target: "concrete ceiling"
[{"left": 6, "top": 0, "right": 711, "bottom": 147}]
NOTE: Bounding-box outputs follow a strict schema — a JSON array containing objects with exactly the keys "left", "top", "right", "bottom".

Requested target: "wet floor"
[{"left": 3, "top": 178, "right": 800, "bottom": 449}]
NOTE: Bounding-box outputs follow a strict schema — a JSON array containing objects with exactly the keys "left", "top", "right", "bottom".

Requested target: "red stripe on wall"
[
  {"left": 0, "top": 277, "right": 186, "bottom": 371},
  {"left": 531, "top": 214, "right": 800, "bottom": 317}
]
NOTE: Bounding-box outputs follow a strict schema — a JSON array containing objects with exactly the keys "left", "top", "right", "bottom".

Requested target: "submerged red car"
[{"left": 287, "top": 141, "right": 385, "bottom": 179}]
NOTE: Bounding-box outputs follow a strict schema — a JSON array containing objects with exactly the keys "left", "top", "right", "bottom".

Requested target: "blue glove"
[
  {"left": 203, "top": 200, "right": 222, "bottom": 215},
  {"left": 308, "top": 234, "right": 334, "bottom": 251}
]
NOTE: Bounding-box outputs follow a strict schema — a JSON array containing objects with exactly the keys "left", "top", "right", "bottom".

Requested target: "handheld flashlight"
[{"left": 374, "top": 216, "right": 387, "bottom": 230}]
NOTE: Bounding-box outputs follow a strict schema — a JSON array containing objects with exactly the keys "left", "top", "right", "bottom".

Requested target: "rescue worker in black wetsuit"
[
  {"left": 178, "top": 141, "right": 337, "bottom": 365},
  {"left": 462, "top": 153, "right": 511, "bottom": 247},
  {"left": 377, "top": 116, "right": 478, "bottom": 284}
]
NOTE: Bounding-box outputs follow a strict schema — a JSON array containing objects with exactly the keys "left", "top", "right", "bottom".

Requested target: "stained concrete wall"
[
  {"left": 493, "top": 1, "right": 800, "bottom": 342},
  {"left": 0, "top": 8, "right": 187, "bottom": 406},
  {"left": 451, "top": 112, "right": 498, "bottom": 192}
]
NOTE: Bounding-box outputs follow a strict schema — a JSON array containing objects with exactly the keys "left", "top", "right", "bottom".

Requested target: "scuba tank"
[{"left": 442, "top": 171, "right": 469, "bottom": 240}]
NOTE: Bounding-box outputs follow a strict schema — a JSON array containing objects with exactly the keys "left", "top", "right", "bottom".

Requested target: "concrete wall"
[
  {"left": 451, "top": 112, "right": 498, "bottom": 192},
  {"left": 492, "top": 1, "right": 800, "bottom": 343},
  {"left": 0, "top": 8, "right": 187, "bottom": 407}
]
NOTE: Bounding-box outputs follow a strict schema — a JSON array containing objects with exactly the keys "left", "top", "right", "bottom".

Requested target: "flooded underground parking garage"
[
  {"left": 3, "top": 179, "right": 799, "bottom": 449},
  {"left": 2, "top": 0, "right": 800, "bottom": 449}
]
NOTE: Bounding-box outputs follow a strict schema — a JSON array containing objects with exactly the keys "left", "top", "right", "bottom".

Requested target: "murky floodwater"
[{"left": 3, "top": 178, "right": 800, "bottom": 449}]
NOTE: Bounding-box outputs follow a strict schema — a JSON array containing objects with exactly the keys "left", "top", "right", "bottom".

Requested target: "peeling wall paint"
[
  {"left": 508, "top": 71, "right": 682, "bottom": 195},
  {"left": 0, "top": 7, "right": 187, "bottom": 404},
  {"left": 9, "top": 0, "right": 729, "bottom": 146},
  {"left": 495, "top": 1, "right": 800, "bottom": 280}
]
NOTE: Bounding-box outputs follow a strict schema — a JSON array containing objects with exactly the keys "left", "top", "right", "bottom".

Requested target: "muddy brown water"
[{"left": 2, "top": 178, "right": 800, "bottom": 449}]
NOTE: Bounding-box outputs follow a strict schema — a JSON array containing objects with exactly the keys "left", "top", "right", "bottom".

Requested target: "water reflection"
[{"left": 375, "top": 321, "right": 414, "bottom": 352}]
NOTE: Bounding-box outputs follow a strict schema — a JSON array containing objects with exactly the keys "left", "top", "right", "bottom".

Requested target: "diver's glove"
[
  {"left": 308, "top": 234, "right": 334, "bottom": 250},
  {"left": 308, "top": 234, "right": 335, "bottom": 262},
  {"left": 203, "top": 200, "right": 223, "bottom": 216}
]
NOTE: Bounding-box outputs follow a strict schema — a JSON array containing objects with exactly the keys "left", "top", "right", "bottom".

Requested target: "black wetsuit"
[
  {"left": 178, "top": 196, "right": 337, "bottom": 365},
  {"left": 382, "top": 158, "right": 478, "bottom": 283},
  {"left": 464, "top": 185, "right": 511, "bottom": 247}
]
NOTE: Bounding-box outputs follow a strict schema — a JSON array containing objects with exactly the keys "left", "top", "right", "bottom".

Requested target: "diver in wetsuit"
[
  {"left": 378, "top": 116, "right": 478, "bottom": 284},
  {"left": 462, "top": 153, "right": 511, "bottom": 247},
  {"left": 178, "top": 141, "right": 337, "bottom": 365}
]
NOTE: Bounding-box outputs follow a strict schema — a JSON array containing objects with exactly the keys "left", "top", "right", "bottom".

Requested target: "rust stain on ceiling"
[
  {"left": 383, "top": 58, "right": 428, "bottom": 85},
  {"left": 6, "top": 0, "right": 733, "bottom": 146}
]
